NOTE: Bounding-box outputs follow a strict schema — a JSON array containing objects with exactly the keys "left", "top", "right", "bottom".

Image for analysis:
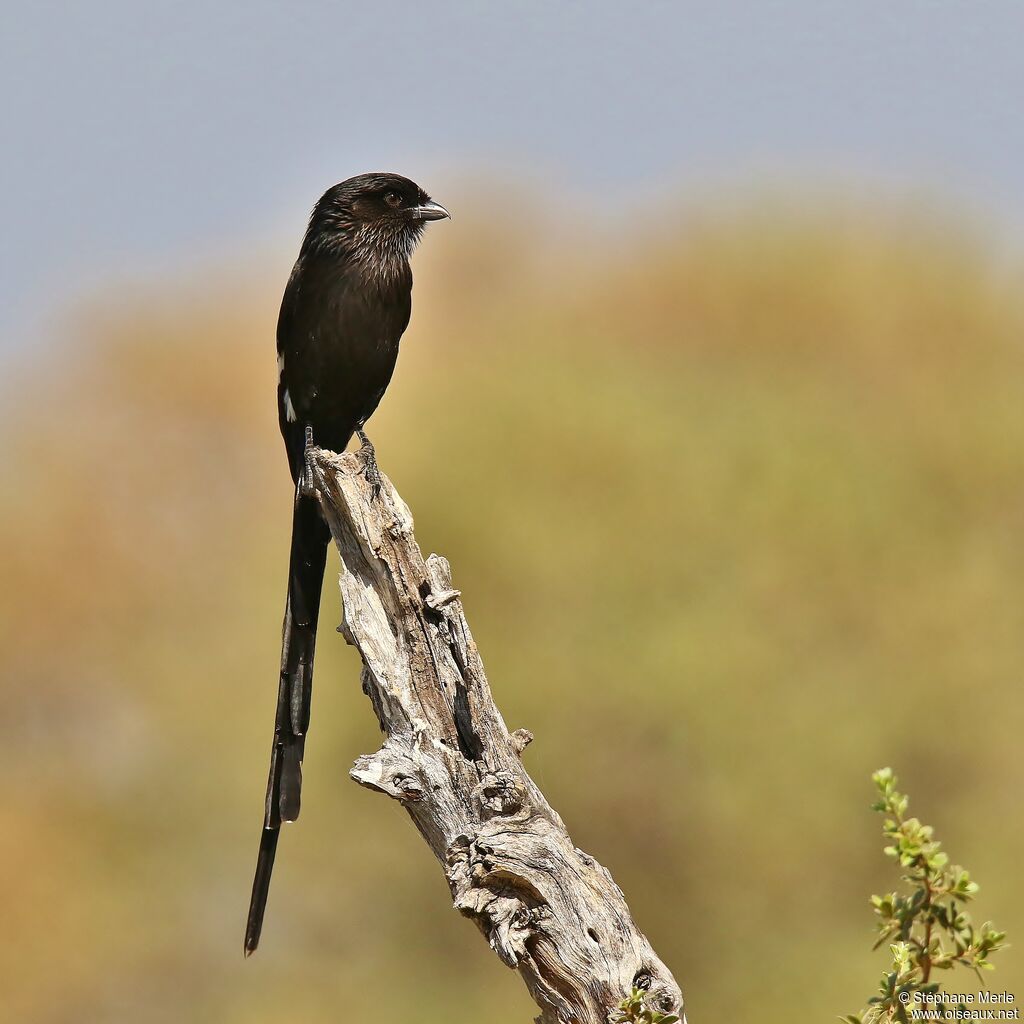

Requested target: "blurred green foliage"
[{"left": 0, "top": 194, "right": 1021, "bottom": 1022}]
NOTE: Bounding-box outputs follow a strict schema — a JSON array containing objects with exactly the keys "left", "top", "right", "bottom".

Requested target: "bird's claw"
[{"left": 357, "top": 428, "right": 383, "bottom": 499}]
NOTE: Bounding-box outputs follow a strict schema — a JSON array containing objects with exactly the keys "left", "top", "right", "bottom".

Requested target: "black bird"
[{"left": 245, "top": 173, "right": 449, "bottom": 955}]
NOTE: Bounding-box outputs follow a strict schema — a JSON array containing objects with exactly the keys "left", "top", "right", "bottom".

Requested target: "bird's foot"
[
  {"left": 300, "top": 425, "right": 318, "bottom": 498},
  {"left": 357, "top": 428, "right": 383, "bottom": 498}
]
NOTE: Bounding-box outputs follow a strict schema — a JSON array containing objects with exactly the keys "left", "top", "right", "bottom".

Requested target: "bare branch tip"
[{"left": 511, "top": 728, "right": 534, "bottom": 754}]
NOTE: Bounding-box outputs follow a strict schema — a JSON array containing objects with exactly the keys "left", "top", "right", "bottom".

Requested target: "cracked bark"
[{"left": 310, "top": 446, "right": 685, "bottom": 1024}]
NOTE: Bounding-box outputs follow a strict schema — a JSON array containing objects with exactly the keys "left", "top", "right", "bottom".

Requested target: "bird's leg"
[
  {"left": 356, "top": 427, "right": 383, "bottom": 497},
  {"left": 300, "top": 425, "right": 317, "bottom": 498}
]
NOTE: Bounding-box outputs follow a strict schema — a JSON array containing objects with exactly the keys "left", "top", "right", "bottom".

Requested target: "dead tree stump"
[{"left": 310, "top": 446, "right": 685, "bottom": 1024}]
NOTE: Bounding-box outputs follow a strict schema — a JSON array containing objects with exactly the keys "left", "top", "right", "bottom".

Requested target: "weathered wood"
[{"left": 311, "top": 446, "right": 685, "bottom": 1024}]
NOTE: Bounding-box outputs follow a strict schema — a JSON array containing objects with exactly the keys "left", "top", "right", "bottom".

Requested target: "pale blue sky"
[{"left": 3, "top": 1, "right": 1023, "bottom": 351}]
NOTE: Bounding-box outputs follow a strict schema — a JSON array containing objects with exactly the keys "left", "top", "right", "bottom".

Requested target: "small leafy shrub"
[
  {"left": 613, "top": 986, "right": 680, "bottom": 1024},
  {"left": 843, "top": 768, "right": 1006, "bottom": 1023}
]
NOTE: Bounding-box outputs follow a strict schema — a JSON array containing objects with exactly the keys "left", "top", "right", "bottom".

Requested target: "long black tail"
[{"left": 245, "top": 489, "right": 330, "bottom": 955}]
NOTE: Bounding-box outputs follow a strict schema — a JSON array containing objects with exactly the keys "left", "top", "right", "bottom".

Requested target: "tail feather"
[
  {"left": 245, "top": 491, "right": 330, "bottom": 955},
  {"left": 245, "top": 828, "right": 279, "bottom": 956}
]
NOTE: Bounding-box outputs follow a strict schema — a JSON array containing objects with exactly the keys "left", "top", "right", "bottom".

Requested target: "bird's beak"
[{"left": 410, "top": 200, "right": 451, "bottom": 221}]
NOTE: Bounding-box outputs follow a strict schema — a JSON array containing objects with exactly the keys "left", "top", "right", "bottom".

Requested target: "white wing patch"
[{"left": 283, "top": 389, "right": 297, "bottom": 423}]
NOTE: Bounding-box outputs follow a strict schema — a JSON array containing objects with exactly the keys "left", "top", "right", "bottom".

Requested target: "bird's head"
[{"left": 302, "top": 172, "right": 449, "bottom": 274}]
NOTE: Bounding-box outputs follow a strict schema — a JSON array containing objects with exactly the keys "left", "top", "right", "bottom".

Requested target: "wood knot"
[
  {"left": 390, "top": 772, "right": 426, "bottom": 801},
  {"left": 350, "top": 746, "right": 426, "bottom": 803},
  {"left": 472, "top": 771, "right": 525, "bottom": 819}
]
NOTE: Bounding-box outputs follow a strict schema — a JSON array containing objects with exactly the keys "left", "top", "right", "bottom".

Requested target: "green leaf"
[{"left": 848, "top": 767, "right": 1007, "bottom": 1024}]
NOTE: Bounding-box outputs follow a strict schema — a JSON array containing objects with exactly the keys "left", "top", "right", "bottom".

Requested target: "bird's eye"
[{"left": 383, "top": 192, "right": 402, "bottom": 208}]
